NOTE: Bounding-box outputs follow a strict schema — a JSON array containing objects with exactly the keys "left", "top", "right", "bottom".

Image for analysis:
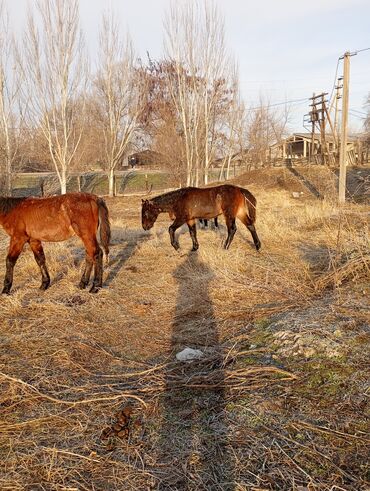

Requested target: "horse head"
[{"left": 141, "top": 199, "right": 159, "bottom": 230}]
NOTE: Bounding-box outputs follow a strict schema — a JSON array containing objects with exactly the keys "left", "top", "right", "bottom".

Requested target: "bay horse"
[
  {"left": 141, "top": 184, "right": 261, "bottom": 252},
  {"left": 0, "top": 193, "right": 111, "bottom": 294}
]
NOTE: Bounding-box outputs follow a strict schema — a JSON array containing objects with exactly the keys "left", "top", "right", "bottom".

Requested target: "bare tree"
[
  {"left": 163, "top": 0, "right": 238, "bottom": 186},
  {"left": 246, "top": 96, "right": 290, "bottom": 167},
  {"left": 0, "top": 1, "right": 24, "bottom": 195},
  {"left": 93, "top": 11, "right": 145, "bottom": 197},
  {"left": 216, "top": 68, "right": 245, "bottom": 180},
  {"left": 365, "top": 92, "right": 370, "bottom": 134},
  {"left": 22, "top": 0, "right": 88, "bottom": 194},
  {"left": 362, "top": 92, "right": 370, "bottom": 164}
]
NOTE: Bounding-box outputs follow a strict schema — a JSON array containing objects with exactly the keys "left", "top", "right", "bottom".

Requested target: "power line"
[
  {"left": 349, "top": 111, "right": 366, "bottom": 119},
  {"left": 247, "top": 97, "right": 309, "bottom": 111},
  {"left": 349, "top": 108, "right": 367, "bottom": 115},
  {"left": 353, "top": 47, "right": 370, "bottom": 54},
  {"left": 328, "top": 57, "right": 341, "bottom": 107}
]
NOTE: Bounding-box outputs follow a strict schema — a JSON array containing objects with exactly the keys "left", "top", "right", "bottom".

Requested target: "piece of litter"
[{"left": 176, "top": 347, "right": 204, "bottom": 362}]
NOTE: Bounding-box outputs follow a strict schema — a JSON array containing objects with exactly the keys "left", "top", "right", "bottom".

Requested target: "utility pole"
[
  {"left": 338, "top": 52, "right": 350, "bottom": 203},
  {"left": 309, "top": 93, "right": 317, "bottom": 163},
  {"left": 308, "top": 92, "right": 328, "bottom": 164}
]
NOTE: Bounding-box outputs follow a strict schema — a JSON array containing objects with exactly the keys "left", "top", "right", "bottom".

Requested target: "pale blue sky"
[{"left": 7, "top": 0, "right": 370, "bottom": 132}]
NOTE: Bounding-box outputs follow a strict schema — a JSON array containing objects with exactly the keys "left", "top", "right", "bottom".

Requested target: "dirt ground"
[{"left": 0, "top": 167, "right": 369, "bottom": 490}]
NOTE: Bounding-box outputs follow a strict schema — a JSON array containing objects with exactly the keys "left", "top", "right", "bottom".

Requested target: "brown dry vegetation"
[{"left": 0, "top": 167, "right": 369, "bottom": 490}]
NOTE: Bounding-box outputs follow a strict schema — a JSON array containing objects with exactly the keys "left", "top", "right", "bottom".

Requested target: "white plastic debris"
[
  {"left": 292, "top": 192, "right": 303, "bottom": 198},
  {"left": 175, "top": 347, "right": 204, "bottom": 362}
]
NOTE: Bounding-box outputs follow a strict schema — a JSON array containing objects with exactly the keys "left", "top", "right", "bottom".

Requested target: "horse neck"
[
  {"left": 152, "top": 192, "right": 179, "bottom": 213},
  {"left": 155, "top": 202, "right": 172, "bottom": 213}
]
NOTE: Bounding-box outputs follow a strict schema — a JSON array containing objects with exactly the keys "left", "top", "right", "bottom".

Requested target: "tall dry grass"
[{"left": 0, "top": 169, "right": 369, "bottom": 489}]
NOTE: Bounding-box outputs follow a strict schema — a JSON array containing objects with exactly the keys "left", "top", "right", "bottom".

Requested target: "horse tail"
[
  {"left": 240, "top": 188, "right": 257, "bottom": 224},
  {"left": 97, "top": 198, "right": 111, "bottom": 261}
]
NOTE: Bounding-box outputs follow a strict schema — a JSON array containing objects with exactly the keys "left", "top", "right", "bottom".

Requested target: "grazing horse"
[
  {"left": 141, "top": 184, "right": 261, "bottom": 252},
  {"left": 0, "top": 193, "right": 111, "bottom": 294}
]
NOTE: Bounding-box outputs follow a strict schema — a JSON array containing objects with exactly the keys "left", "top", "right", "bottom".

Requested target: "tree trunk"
[
  {"left": 226, "top": 158, "right": 231, "bottom": 180},
  {"left": 108, "top": 168, "right": 115, "bottom": 197},
  {"left": 186, "top": 168, "right": 191, "bottom": 187},
  {"left": 60, "top": 168, "right": 67, "bottom": 194},
  {"left": 5, "top": 158, "right": 12, "bottom": 196},
  {"left": 204, "top": 165, "right": 209, "bottom": 185},
  {"left": 194, "top": 164, "right": 199, "bottom": 187}
]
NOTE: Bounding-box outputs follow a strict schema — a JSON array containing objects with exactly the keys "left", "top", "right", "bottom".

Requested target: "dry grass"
[{"left": 0, "top": 167, "right": 369, "bottom": 490}]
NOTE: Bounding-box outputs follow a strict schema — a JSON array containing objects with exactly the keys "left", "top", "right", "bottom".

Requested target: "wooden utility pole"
[
  {"left": 310, "top": 93, "right": 317, "bottom": 162},
  {"left": 338, "top": 52, "right": 350, "bottom": 203},
  {"left": 309, "top": 92, "right": 328, "bottom": 164}
]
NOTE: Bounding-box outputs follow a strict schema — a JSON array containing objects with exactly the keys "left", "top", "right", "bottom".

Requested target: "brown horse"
[
  {"left": 142, "top": 184, "right": 261, "bottom": 252},
  {"left": 0, "top": 193, "right": 111, "bottom": 294}
]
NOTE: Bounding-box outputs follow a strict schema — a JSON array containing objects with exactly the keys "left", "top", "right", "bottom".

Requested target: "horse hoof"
[
  {"left": 191, "top": 246, "right": 199, "bottom": 252},
  {"left": 40, "top": 282, "right": 50, "bottom": 291},
  {"left": 256, "top": 242, "right": 261, "bottom": 251},
  {"left": 78, "top": 281, "right": 87, "bottom": 290},
  {"left": 1, "top": 288, "right": 10, "bottom": 295},
  {"left": 89, "top": 285, "right": 101, "bottom": 294}
]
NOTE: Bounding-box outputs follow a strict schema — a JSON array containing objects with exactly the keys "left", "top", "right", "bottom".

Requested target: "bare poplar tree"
[
  {"left": 22, "top": 0, "right": 87, "bottom": 194},
  {"left": 365, "top": 92, "right": 370, "bottom": 134},
  {"left": 217, "top": 68, "right": 245, "bottom": 180},
  {"left": 246, "top": 96, "right": 290, "bottom": 167},
  {"left": 94, "top": 11, "right": 145, "bottom": 197},
  {"left": 164, "top": 0, "right": 237, "bottom": 186},
  {"left": 0, "top": 1, "right": 24, "bottom": 195}
]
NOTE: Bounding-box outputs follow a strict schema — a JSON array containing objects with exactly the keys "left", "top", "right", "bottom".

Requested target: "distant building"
[
  {"left": 127, "top": 150, "right": 167, "bottom": 170},
  {"left": 270, "top": 133, "right": 357, "bottom": 165}
]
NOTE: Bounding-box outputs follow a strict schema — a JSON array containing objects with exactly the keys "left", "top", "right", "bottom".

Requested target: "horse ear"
[{"left": 141, "top": 199, "right": 147, "bottom": 204}]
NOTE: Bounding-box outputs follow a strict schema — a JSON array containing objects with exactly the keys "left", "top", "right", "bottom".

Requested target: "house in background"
[
  {"left": 126, "top": 150, "right": 167, "bottom": 170},
  {"left": 270, "top": 133, "right": 357, "bottom": 165}
]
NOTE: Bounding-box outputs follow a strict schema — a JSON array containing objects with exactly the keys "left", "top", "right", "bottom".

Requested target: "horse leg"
[
  {"left": 78, "top": 256, "right": 93, "bottom": 290},
  {"left": 90, "top": 245, "right": 103, "bottom": 293},
  {"left": 75, "top": 227, "right": 103, "bottom": 293},
  {"left": 71, "top": 218, "right": 103, "bottom": 292},
  {"left": 239, "top": 215, "right": 261, "bottom": 251},
  {"left": 247, "top": 224, "right": 261, "bottom": 251},
  {"left": 224, "top": 215, "right": 237, "bottom": 250},
  {"left": 81, "top": 237, "right": 103, "bottom": 293},
  {"left": 169, "top": 218, "right": 185, "bottom": 250},
  {"left": 187, "top": 220, "right": 199, "bottom": 251},
  {"left": 29, "top": 239, "right": 50, "bottom": 290},
  {"left": 2, "top": 236, "right": 27, "bottom": 294}
]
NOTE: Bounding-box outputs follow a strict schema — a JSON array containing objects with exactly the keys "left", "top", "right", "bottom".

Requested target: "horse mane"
[
  {"left": 151, "top": 188, "right": 194, "bottom": 208},
  {"left": 0, "top": 197, "right": 27, "bottom": 216}
]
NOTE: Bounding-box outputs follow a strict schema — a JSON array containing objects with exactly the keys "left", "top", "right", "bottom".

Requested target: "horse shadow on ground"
[
  {"left": 105, "top": 228, "right": 149, "bottom": 286},
  {"left": 156, "top": 251, "right": 235, "bottom": 489},
  {"left": 52, "top": 228, "right": 148, "bottom": 288}
]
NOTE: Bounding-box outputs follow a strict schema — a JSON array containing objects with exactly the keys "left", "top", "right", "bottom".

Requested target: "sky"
[{"left": 6, "top": 0, "right": 370, "bottom": 133}]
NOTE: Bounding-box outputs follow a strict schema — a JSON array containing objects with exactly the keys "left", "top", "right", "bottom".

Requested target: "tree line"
[{"left": 0, "top": 0, "right": 308, "bottom": 196}]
